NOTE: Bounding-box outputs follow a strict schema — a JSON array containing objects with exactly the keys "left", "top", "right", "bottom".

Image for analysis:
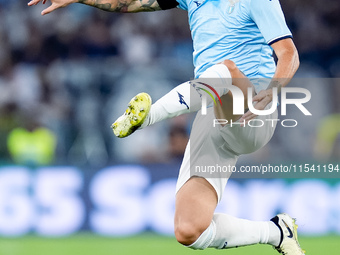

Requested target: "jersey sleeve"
[{"left": 249, "top": 0, "right": 292, "bottom": 45}]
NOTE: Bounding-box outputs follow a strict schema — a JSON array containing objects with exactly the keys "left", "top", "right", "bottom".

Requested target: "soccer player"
[
  {"left": 112, "top": 61, "right": 303, "bottom": 255},
  {"left": 28, "top": 0, "right": 304, "bottom": 254}
]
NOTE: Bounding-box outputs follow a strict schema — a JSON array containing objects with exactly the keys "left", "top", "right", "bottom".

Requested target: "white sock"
[
  {"left": 141, "top": 64, "right": 232, "bottom": 128},
  {"left": 188, "top": 213, "right": 281, "bottom": 250},
  {"left": 211, "top": 213, "right": 281, "bottom": 249}
]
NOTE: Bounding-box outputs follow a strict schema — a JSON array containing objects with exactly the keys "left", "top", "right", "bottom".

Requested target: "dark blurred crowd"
[{"left": 0, "top": 0, "right": 339, "bottom": 166}]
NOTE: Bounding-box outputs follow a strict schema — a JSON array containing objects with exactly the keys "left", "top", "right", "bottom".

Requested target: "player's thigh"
[
  {"left": 218, "top": 109, "right": 278, "bottom": 155},
  {"left": 215, "top": 60, "right": 254, "bottom": 122},
  {"left": 174, "top": 177, "right": 218, "bottom": 239}
]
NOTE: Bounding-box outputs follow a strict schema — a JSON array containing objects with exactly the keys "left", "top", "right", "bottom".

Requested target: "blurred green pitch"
[{"left": 0, "top": 234, "right": 339, "bottom": 255}]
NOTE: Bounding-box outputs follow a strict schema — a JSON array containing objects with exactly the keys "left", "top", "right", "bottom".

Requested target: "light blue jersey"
[{"left": 176, "top": 0, "right": 292, "bottom": 91}]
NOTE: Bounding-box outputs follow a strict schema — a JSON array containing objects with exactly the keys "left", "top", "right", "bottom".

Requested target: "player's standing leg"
[
  {"left": 174, "top": 176, "right": 283, "bottom": 249},
  {"left": 174, "top": 124, "right": 305, "bottom": 254},
  {"left": 173, "top": 79, "right": 305, "bottom": 254},
  {"left": 175, "top": 175, "right": 305, "bottom": 255}
]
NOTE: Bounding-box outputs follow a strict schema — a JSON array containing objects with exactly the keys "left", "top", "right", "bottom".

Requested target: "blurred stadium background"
[{"left": 0, "top": 0, "right": 340, "bottom": 254}]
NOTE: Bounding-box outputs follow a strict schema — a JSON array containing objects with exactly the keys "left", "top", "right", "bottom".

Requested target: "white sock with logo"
[
  {"left": 141, "top": 64, "right": 232, "bottom": 128},
  {"left": 188, "top": 213, "right": 281, "bottom": 250}
]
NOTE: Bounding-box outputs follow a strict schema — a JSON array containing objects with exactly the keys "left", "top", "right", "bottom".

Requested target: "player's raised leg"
[
  {"left": 111, "top": 62, "right": 231, "bottom": 138},
  {"left": 144, "top": 60, "right": 256, "bottom": 128},
  {"left": 112, "top": 60, "right": 250, "bottom": 138}
]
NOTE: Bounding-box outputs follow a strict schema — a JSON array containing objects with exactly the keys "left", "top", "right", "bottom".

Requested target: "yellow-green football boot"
[{"left": 111, "top": 92, "right": 152, "bottom": 138}]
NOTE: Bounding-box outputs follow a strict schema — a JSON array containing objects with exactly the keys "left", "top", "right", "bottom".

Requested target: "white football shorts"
[{"left": 176, "top": 105, "right": 278, "bottom": 202}]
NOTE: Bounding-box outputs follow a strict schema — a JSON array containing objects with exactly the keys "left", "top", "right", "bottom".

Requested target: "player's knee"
[
  {"left": 174, "top": 221, "right": 206, "bottom": 246},
  {"left": 175, "top": 223, "right": 200, "bottom": 245},
  {"left": 222, "top": 59, "right": 238, "bottom": 72}
]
